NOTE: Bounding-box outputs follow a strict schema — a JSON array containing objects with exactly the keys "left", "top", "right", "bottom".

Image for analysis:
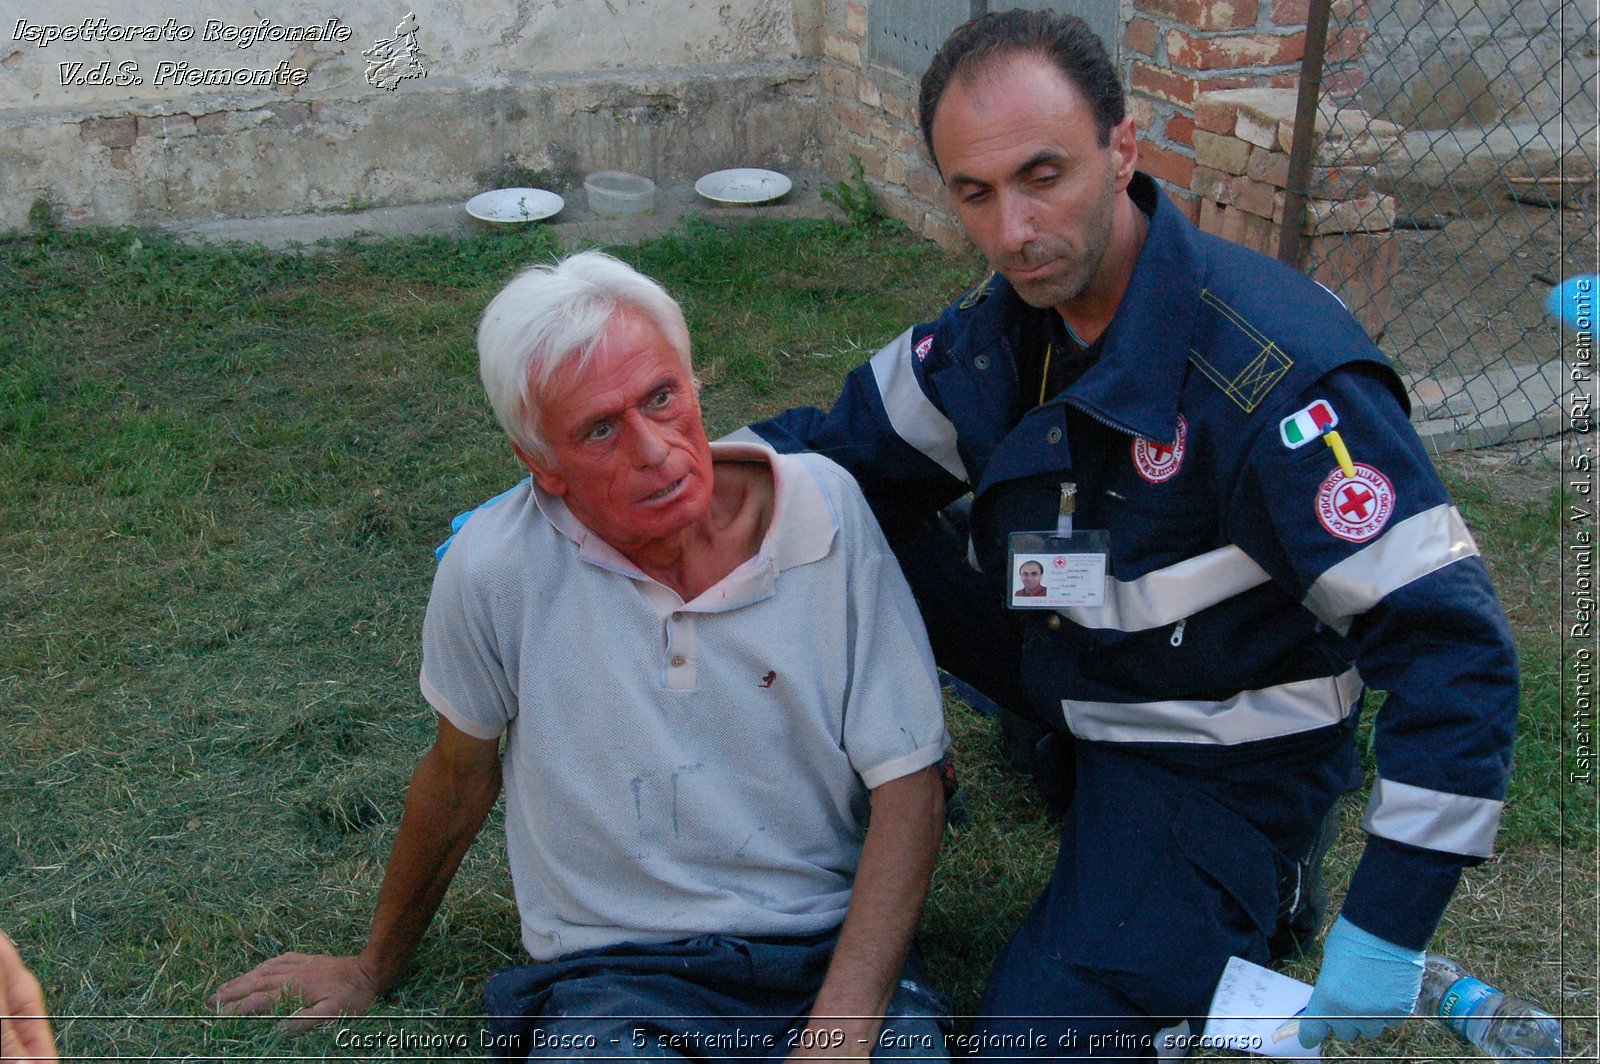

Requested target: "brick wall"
[
  {"left": 820, "top": 1, "right": 967, "bottom": 249},
  {"left": 1128, "top": 0, "right": 1372, "bottom": 222},
  {"left": 1127, "top": 0, "right": 1314, "bottom": 219}
]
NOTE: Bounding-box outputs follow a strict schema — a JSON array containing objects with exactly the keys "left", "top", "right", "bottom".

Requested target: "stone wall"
[{"left": 0, "top": 0, "right": 826, "bottom": 228}]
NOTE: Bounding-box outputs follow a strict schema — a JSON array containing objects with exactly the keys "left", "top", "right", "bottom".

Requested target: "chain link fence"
[{"left": 1309, "top": 0, "right": 1595, "bottom": 460}]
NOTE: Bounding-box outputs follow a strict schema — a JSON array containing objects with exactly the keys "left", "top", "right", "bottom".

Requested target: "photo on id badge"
[{"left": 1008, "top": 539, "right": 1108, "bottom": 610}]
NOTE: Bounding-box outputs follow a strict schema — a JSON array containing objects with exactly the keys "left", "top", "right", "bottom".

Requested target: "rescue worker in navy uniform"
[{"left": 741, "top": 9, "right": 1520, "bottom": 1059}]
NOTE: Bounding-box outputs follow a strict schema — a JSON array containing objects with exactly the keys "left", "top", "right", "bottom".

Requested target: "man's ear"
[
  {"left": 512, "top": 442, "right": 567, "bottom": 497},
  {"left": 1110, "top": 115, "right": 1139, "bottom": 191}
]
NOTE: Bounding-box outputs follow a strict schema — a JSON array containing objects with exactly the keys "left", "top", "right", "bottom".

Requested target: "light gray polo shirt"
[{"left": 420, "top": 443, "right": 949, "bottom": 961}]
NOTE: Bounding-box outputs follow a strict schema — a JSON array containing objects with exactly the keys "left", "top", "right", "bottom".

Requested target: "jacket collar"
[{"left": 1062, "top": 173, "right": 1206, "bottom": 448}]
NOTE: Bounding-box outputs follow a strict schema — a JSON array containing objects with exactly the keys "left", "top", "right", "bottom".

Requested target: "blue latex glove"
[
  {"left": 434, "top": 477, "right": 530, "bottom": 561},
  {"left": 1298, "top": 915, "right": 1424, "bottom": 1047}
]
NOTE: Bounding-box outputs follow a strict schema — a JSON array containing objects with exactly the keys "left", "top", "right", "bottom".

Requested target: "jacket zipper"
[{"left": 1064, "top": 396, "right": 1140, "bottom": 438}]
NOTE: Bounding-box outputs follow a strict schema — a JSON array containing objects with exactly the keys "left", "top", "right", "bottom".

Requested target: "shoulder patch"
[
  {"left": 959, "top": 271, "right": 996, "bottom": 310},
  {"left": 1189, "top": 289, "right": 1293, "bottom": 413},
  {"left": 1316, "top": 464, "right": 1395, "bottom": 542},
  {"left": 914, "top": 334, "right": 934, "bottom": 362}
]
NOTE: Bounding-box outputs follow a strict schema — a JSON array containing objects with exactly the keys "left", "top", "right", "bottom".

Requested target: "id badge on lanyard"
[{"left": 1007, "top": 482, "right": 1110, "bottom": 609}]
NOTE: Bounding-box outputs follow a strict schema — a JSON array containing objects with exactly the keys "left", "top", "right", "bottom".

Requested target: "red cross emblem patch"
[
  {"left": 1132, "top": 416, "right": 1187, "bottom": 483},
  {"left": 914, "top": 335, "right": 934, "bottom": 362},
  {"left": 1316, "top": 464, "right": 1395, "bottom": 542}
]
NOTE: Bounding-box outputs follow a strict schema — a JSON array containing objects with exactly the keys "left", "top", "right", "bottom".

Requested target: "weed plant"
[
  {"left": 0, "top": 217, "right": 1589, "bottom": 1060},
  {"left": 820, "top": 156, "right": 895, "bottom": 233}
]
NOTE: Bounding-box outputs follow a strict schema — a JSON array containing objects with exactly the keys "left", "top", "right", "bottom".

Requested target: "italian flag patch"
[{"left": 1279, "top": 400, "right": 1339, "bottom": 449}]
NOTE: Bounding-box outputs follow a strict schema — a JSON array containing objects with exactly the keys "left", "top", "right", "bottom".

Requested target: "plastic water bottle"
[{"left": 1416, "top": 954, "right": 1562, "bottom": 1061}]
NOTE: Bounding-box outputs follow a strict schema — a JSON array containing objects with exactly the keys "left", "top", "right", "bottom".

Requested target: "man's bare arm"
[
  {"left": 209, "top": 716, "right": 501, "bottom": 1031},
  {"left": 793, "top": 764, "right": 945, "bottom": 1058}
]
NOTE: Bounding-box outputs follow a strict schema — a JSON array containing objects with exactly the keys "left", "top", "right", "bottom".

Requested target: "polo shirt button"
[
  {"left": 1046, "top": 427, "right": 1062, "bottom": 444},
  {"left": 670, "top": 655, "right": 687, "bottom": 668},
  {"left": 1046, "top": 614, "right": 1062, "bottom": 631}
]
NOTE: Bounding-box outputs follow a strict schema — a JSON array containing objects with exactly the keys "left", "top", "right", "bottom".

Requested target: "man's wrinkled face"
[
  {"left": 930, "top": 54, "right": 1138, "bottom": 312},
  {"left": 518, "top": 309, "right": 713, "bottom": 557}
]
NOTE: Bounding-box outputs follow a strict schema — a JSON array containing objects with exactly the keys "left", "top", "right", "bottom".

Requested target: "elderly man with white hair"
[{"left": 211, "top": 251, "right": 952, "bottom": 1060}]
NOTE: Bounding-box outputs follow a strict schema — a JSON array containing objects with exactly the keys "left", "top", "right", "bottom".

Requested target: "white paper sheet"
[{"left": 1204, "top": 955, "right": 1321, "bottom": 1060}]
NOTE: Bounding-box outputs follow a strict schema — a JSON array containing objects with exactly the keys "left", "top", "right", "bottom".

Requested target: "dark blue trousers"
[{"left": 970, "top": 745, "right": 1351, "bottom": 1060}]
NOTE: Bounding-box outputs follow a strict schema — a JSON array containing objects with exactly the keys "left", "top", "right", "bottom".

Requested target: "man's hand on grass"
[
  {"left": 208, "top": 952, "right": 381, "bottom": 1033},
  {"left": 1, "top": 929, "right": 58, "bottom": 1062}
]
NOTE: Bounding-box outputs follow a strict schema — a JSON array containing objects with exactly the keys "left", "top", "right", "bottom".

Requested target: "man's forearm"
[
  {"left": 358, "top": 744, "right": 501, "bottom": 993},
  {"left": 807, "top": 765, "right": 944, "bottom": 1047}
]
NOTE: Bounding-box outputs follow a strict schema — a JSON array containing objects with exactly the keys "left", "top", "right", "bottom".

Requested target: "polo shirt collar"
[
  {"left": 531, "top": 440, "right": 837, "bottom": 609},
  {"left": 718, "top": 440, "right": 837, "bottom": 574}
]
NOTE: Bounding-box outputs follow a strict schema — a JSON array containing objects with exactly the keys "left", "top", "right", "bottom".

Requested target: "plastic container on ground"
[
  {"left": 584, "top": 171, "right": 655, "bottom": 216},
  {"left": 1416, "top": 954, "right": 1562, "bottom": 1061}
]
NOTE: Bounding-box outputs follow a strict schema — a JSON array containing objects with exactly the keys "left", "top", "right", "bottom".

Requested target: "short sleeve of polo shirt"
[
  {"left": 807, "top": 457, "right": 949, "bottom": 789},
  {"left": 419, "top": 525, "right": 518, "bottom": 741}
]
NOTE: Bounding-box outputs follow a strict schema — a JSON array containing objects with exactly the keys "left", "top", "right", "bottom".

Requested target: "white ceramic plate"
[
  {"left": 465, "top": 187, "right": 565, "bottom": 223},
  {"left": 694, "top": 168, "right": 792, "bottom": 205}
]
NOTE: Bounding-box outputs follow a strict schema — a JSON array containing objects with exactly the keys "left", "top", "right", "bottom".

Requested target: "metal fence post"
[{"left": 1279, "top": 0, "right": 1335, "bottom": 269}]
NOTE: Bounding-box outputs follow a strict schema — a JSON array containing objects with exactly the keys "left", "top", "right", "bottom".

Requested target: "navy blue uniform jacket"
[{"left": 751, "top": 173, "right": 1519, "bottom": 948}]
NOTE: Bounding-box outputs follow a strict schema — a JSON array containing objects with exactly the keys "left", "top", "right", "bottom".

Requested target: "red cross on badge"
[
  {"left": 1336, "top": 484, "right": 1376, "bottom": 520},
  {"left": 1316, "top": 464, "right": 1395, "bottom": 542},
  {"left": 1132, "top": 416, "right": 1187, "bottom": 483}
]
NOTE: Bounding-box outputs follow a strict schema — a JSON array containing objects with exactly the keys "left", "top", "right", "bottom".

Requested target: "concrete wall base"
[
  {"left": 2, "top": 59, "right": 822, "bottom": 230},
  {"left": 1407, "top": 360, "right": 1574, "bottom": 453}
]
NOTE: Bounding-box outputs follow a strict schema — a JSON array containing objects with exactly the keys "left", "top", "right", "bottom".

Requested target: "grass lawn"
[{"left": 1, "top": 212, "right": 1592, "bottom": 1060}]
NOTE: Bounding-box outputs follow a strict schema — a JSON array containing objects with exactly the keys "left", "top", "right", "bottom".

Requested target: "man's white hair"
[{"left": 477, "top": 250, "right": 692, "bottom": 460}]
